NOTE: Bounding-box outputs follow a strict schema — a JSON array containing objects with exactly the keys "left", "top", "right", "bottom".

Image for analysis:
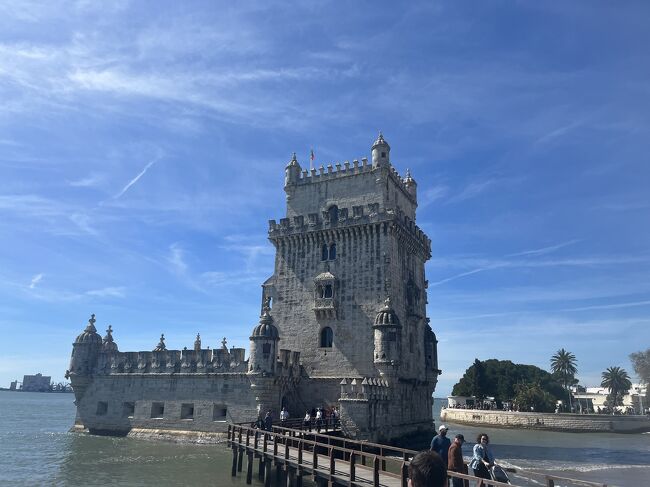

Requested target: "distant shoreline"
[{"left": 0, "top": 388, "right": 73, "bottom": 393}]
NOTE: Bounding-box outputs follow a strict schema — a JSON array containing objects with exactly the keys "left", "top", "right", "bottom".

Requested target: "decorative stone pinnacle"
[
  {"left": 85, "top": 313, "right": 97, "bottom": 333},
  {"left": 154, "top": 333, "right": 166, "bottom": 352},
  {"left": 291, "top": 152, "right": 297, "bottom": 161},
  {"left": 104, "top": 325, "right": 114, "bottom": 341},
  {"left": 194, "top": 333, "right": 201, "bottom": 351},
  {"left": 384, "top": 296, "right": 392, "bottom": 307},
  {"left": 221, "top": 337, "right": 228, "bottom": 350}
]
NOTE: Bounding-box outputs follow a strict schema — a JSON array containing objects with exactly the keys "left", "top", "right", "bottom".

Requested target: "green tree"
[
  {"left": 601, "top": 366, "right": 632, "bottom": 414},
  {"left": 550, "top": 348, "right": 578, "bottom": 411},
  {"left": 452, "top": 359, "right": 564, "bottom": 404},
  {"left": 629, "top": 349, "right": 650, "bottom": 405},
  {"left": 471, "top": 359, "right": 487, "bottom": 401},
  {"left": 513, "top": 382, "right": 555, "bottom": 413}
]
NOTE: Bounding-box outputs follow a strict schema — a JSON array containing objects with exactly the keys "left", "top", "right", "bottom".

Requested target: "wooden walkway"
[
  {"left": 228, "top": 423, "right": 608, "bottom": 487},
  {"left": 227, "top": 423, "right": 515, "bottom": 487}
]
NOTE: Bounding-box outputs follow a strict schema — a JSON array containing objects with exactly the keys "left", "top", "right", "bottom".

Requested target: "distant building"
[
  {"left": 9, "top": 381, "right": 18, "bottom": 390},
  {"left": 22, "top": 373, "right": 51, "bottom": 392},
  {"left": 573, "top": 383, "right": 648, "bottom": 414}
]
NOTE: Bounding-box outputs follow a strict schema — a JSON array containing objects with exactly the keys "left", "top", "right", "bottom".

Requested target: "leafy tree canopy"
[
  {"left": 629, "top": 349, "right": 650, "bottom": 385},
  {"left": 514, "top": 382, "right": 556, "bottom": 413},
  {"left": 601, "top": 366, "right": 632, "bottom": 412},
  {"left": 452, "top": 359, "right": 565, "bottom": 403}
]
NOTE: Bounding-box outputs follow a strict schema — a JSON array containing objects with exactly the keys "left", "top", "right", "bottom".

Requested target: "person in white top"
[{"left": 280, "top": 407, "right": 289, "bottom": 424}]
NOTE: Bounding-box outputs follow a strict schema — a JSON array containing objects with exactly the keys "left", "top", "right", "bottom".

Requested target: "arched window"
[
  {"left": 321, "top": 244, "right": 328, "bottom": 261},
  {"left": 320, "top": 327, "right": 333, "bottom": 348},
  {"left": 329, "top": 243, "right": 336, "bottom": 260},
  {"left": 323, "top": 284, "right": 333, "bottom": 298},
  {"left": 328, "top": 205, "right": 339, "bottom": 224}
]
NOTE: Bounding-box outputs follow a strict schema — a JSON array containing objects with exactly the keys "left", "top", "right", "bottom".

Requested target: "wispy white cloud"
[
  {"left": 420, "top": 185, "right": 449, "bottom": 207},
  {"left": 85, "top": 286, "right": 125, "bottom": 298},
  {"left": 506, "top": 239, "right": 580, "bottom": 257},
  {"left": 428, "top": 254, "right": 650, "bottom": 286},
  {"left": 29, "top": 273, "right": 43, "bottom": 289},
  {"left": 67, "top": 174, "right": 104, "bottom": 187},
  {"left": 114, "top": 157, "right": 159, "bottom": 199},
  {"left": 167, "top": 242, "right": 187, "bottom": 274}
]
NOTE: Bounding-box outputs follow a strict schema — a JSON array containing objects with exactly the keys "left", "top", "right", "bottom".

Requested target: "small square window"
[
  {"left": 96, "top": 401, "right": 108, "bottom": 416},
  {"left": 151, "top": 402, "right": 165, "bottom": 418},
  {"left": 213, "top": 404, "right": 227, "bottom": 421},
  {"left": 123, "top": 402, "right": 135, "bottom": 418},
  {"left": 181, "top": 403, "right": 194, "bottom": 420},
  {"left": 381, "top": 152, "right": 386, "bottom": 157}
]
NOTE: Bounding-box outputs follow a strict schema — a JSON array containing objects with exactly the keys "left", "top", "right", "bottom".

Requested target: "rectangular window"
[
  {"left": 122, "top": 402, "right": 135, "bottom": 418},
  {"left": 181, "top": 403, "right": 194, "bottom": 420},
  {"left": 96, "top": 401, "right": 108, "bottom": 416},
  {"left": 151, "top": 402, "right": 165, "bottom": 418},
  {"left": 213, "top": 404, "right": 227, "bottom": 421}
]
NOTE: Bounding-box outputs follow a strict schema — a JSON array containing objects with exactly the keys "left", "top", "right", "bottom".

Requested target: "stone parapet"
[
  {"left": 440, "top": 408, "right": 650, "bottom": 433},
  {"left": 268, "top": 209, "right": 430, "bottom": 258}
]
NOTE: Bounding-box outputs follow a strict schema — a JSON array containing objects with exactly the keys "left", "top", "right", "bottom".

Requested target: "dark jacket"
[{"left": 448, "top": 441, "right": 467, "bottom": 473}]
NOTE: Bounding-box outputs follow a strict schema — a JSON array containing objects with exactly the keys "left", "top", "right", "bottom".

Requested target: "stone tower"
[{"left": 266, "top": 134, "right": 440, "bottom": 441}]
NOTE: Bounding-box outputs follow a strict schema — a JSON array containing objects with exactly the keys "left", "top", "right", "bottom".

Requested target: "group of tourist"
[
  {"left": 413, "top": 425, "right": 503, "bottom": 487},
  {"left": 302, "top": 406, "right": 339, "bottom": 432},
  {"left": 251, "top": 406, "right": 340, "bottom": 433}
]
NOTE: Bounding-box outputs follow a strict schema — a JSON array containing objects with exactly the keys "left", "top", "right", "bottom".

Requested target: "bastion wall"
[{"left": 441, "top": 408, "right": 650, "bottom": 433}]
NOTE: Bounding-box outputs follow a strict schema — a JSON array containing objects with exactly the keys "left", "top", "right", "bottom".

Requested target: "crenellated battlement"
[
  {"left": 339, "top": 377, "right": 391, "bottom": 401},
  {"left": 289, "top": 158, "right": 415, "bottom": 204},
  {"left": 268, "top": 206, "right": 431, "bottom": 255}
]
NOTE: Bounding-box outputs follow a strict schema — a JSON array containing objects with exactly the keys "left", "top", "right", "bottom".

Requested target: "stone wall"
[
  {"left": 75, "top": 374, "right": 261, "bottom": 436},
  {"left": 441, "top": 408, "right": 650, "bottom": 433}
]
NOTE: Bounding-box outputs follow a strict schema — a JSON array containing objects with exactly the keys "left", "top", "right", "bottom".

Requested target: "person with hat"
[
  {"left": 448, "top": 434, "right": 467, "bottom": 487},
  {"left": 430, "top": 424, "right": 452, "bottom": 467}
]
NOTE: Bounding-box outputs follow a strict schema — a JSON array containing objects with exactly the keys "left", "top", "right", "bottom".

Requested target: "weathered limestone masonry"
[
  {"left": 66, "top": 134, "right": 441, "bottom": 443},
  {"left": 441, "top": 408, "right": 650, "bottom": 433}
]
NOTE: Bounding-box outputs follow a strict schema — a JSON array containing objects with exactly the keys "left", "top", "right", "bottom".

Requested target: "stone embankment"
[{"left": 441, "top": 408, "right": 650, "bottom": 433}]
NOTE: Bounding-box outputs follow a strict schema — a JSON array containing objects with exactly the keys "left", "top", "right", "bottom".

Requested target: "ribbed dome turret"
[
  {"left": 371, "top": 132, "right": 390, "bottom": 151},
  {"left": 374, "top": 297, "right": 400, "bottom": 327},
  {"left": 404, "top": 168, "right": 415, "bottom": 186},
  {"left": 75, "top": 314, "right": 102, "bottom": 344},
  {"left": 250, "top": 307, "right": 280, "bottom": 339},
  {"left": 102, "top": 325, "right": 118, "bottom": 352},
  {"left": 285, "top": 152, "right": 300, "bottom": 168}
]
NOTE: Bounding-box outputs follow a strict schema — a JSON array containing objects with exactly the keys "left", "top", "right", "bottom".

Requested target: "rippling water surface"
[{"left": 0, "top": 392, "right": 648, "bottom": 486}]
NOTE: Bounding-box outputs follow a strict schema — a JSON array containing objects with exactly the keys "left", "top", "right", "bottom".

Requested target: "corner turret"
[
  {"left": 284, "top": 152, "right": 302, "bottom": 187},
  {"left": 248, "top": 305, "right": 280, "bottom": 374},
  {"left": 372, "top": 298, "right": 402, "bottom": 377},
  {"left": 371, "top": 132, "right": 390, "bottom": 168},
  {"left": 67, "top": 314, "right": 102, "bottom": 378},
  {"left": 404, "top": 168, "right": 417, "bottom": 201}
]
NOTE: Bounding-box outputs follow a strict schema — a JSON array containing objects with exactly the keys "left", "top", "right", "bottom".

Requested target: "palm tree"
[
  {"left": 550, "top": 349, "right": 578, "bottom": 411},
  {"left": 601, "top": 366, "right": 632, "bottom": 414}
]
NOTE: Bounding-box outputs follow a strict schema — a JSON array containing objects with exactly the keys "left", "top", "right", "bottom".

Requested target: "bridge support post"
[
  {"left": 238, "top": 447, "right": 244, "bottom": 472},
  {"left": 276, "top": 462, "right": 282, "bottom": 484},
  {"left": 231, "top": 446, "right": 238, "bottom": 477},
  {"left": 264, "top": 459, "right": 273, "bottom": 487},
  {"left": 258, "top": 457, "right": 265, "bottom": 481},
  {"left": 286, "top": 466, "right": 296, "bottom": 487},
  {"left": 246, "top": 452, "right": 254, "bottom": 484}
]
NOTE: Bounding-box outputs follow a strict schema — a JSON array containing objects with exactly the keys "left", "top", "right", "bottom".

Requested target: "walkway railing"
[{"left": 226, "top": 423, "right": 607, "bottom": 487}]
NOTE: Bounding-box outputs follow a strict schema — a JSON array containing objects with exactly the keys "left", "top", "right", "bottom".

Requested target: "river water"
[{"left": 0, "top": 391, "right": 648, "bottom": 486}]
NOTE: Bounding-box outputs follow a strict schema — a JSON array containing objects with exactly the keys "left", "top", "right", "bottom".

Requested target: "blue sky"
[{"left": 0, "top": 1, "right": 648, "bottom": 396}]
